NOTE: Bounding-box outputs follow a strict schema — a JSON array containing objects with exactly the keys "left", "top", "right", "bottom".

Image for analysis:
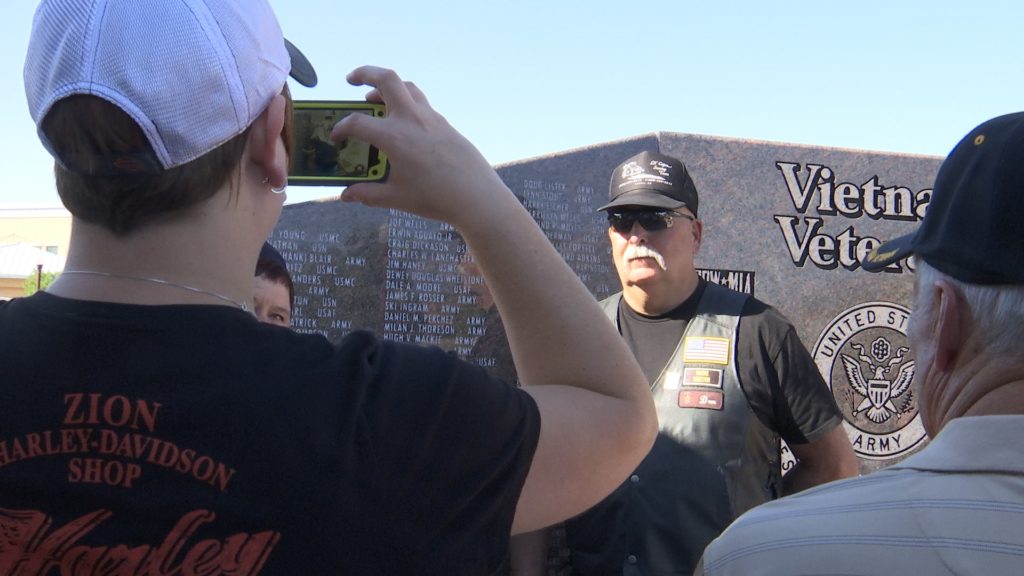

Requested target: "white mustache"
[{"left": 624, "top": 244, "right": 667, "bottom": 270}]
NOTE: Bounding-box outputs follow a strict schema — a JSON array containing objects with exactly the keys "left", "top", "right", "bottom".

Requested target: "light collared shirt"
[{"left": 699, "top": 415, "right": 1024, "bottom": 576}]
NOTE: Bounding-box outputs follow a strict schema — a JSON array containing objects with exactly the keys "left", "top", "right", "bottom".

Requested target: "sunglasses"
[{"left": 607, "top": 210, "right": 694, "bottom": 234}]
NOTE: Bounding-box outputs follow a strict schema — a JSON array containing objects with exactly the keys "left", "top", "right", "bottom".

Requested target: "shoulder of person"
[
  {"left": 737, "top": 295, "right": 797, "bottom": 332},
  {"left": 732, "top": 293, "right": 816, "bottom": 365},
  {"left": 332, "top": 329, "right": 460, "bottom": 375}
]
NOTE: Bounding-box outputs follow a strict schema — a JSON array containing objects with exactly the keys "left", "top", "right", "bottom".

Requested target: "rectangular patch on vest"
[
  {"left": 662, "top": 370, "right": 682, "bottom": 390},
  {"left": 682, "top": 337, "right": 730, "bottom": 365},
  {"left": 678, "top": 389, "right": 724, "bottom": 410},
  {"left": 682, "top": 367, "right": 723, "bottom": 388}
]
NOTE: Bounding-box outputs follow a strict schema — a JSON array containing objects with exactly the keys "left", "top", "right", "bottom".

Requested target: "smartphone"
[{"left": 289, "top": 100, "right": 388, "bottom": 185}]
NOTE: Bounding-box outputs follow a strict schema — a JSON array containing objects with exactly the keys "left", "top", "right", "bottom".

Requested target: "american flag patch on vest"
[{"left": 682, "top": 337, "right": 730, "bottom": 365}]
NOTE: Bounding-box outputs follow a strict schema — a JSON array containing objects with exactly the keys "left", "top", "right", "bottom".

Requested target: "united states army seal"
[{"left": 812, "top": 302, "right": 926, "bottom": 460}]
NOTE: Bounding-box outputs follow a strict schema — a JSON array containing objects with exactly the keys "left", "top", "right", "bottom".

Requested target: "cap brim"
[
  {"left": 285, "top": 39, "right": 317, "bottom": 87},
  {"left": 597, "top": 190, "right": 689, "bottom": 212},
  {"left": 862, "top": 233, "right": 915, "bottom": 272}
]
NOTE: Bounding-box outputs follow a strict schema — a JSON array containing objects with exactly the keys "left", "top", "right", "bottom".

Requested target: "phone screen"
[{"left": 289, "top": 101, "right": 387, "bottom": 185}]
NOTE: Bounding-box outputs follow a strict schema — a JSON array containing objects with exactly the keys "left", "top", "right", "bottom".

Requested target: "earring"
[{"left": 262, "top": 175, "right": 285, "bottom": 194}]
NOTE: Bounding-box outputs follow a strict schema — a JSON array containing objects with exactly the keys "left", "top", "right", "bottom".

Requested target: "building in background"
[{"left": 0, "top": 206, "right": 70, "bottom": 299}]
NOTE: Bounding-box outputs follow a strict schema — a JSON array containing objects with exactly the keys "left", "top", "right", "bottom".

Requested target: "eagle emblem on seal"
[{"left": 840, "top": 337, "right": 915, "bottom": 424}]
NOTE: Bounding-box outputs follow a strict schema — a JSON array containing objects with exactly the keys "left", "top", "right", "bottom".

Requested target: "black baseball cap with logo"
[
  {"left": 598, "top": 151, "right": 699, "bottom": 216},
  {"left": 863, "top": 112, "right": 1024, "bottom": 284}
]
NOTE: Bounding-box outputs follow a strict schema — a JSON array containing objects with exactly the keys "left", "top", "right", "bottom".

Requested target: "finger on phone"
[
  {"left": 342, "top": 181, "right": 410, "bottom": 212},
  {"left": 346, "top": 66, "right": 414, "bottom": 111},
  {"left": 329, "top": 111, "right": 387, "bottom": 152}
]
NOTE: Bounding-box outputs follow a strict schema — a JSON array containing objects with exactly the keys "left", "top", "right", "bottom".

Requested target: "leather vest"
[{"left": 601, "top": 283, "right": 781, "bottom": 518}]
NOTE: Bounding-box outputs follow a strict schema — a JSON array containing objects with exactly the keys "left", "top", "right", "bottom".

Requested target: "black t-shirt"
[
  {"left": 617, "top": 279, "right": 839, "bottom": 445},
  {"left": 0, "top": 292, "right": 540, "bottom": 574}
]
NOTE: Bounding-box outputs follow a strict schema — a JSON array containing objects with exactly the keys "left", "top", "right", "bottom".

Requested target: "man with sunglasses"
[{"left": 558, "top": 151, "right": 858, "bottom": 576}]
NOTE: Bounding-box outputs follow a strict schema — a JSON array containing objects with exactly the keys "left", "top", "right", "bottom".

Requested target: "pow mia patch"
[{"left": 813, "top": 302, "right": 926, "bottom": 460}]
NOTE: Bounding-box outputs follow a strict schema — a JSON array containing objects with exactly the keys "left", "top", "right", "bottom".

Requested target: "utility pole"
[{"left": 36, "top": 263, "right": 43, "bottom": 291}]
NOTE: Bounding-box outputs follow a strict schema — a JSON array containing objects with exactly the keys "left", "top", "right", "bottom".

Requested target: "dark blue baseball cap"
[{"left": 863, "top": 112, "right": 1024, "bottom": 284}]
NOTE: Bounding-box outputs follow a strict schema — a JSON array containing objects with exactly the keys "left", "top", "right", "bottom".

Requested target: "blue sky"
[{"left": 3, "top": 0, "right": 1022, "bottom": 206}]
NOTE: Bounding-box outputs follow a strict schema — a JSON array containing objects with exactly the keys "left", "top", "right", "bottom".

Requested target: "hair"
[
  {"left": 255, "top": 258, "right": 295, "bottom": 310},
  {"left": 909, "top": 260, "right": 1024, "bottom": 357},
  {"left": 41, "top": 87, "right": 294, "bottom": 236}
]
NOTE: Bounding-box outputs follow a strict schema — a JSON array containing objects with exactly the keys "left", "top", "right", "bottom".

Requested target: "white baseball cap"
[{"left": 24, "top": 0, "right": 317, "bottom": 172}]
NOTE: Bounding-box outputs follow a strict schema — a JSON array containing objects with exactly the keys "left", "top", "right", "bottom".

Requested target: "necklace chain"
[{"left": 59, "top": 270, "right": 249, "bottom": 311}]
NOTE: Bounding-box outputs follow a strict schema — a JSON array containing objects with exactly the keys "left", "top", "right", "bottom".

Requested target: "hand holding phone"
[
  {"left": 331, "top": 67, "right": 515, "bottom": 226},
  {"left": 288, "top": 101, "right": 388, "bottom": 186}
]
